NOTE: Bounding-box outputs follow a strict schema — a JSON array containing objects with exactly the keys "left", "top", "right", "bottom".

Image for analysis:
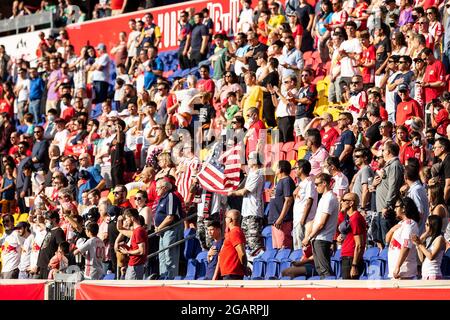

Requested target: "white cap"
[{"left": 107, "top": 110, "right": 119, "bottom": 118}]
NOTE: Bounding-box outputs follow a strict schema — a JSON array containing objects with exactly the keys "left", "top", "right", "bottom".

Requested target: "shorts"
[
  {"left": 294, "top": 118, "right": 311, "bottom": 138},
  {"left": 271, "top": 221, "right": 293, "bottom": 249}
]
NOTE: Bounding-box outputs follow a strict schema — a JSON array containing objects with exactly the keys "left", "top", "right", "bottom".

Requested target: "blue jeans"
[
  {"left": 158, "top": 223, "right": 183, "bottom": 279},
  {"left": 443, "top": 47, "right": 450, "bottom": 75},
  {"left": 29, "top": 99, "right": 41, "bottom": 124}
]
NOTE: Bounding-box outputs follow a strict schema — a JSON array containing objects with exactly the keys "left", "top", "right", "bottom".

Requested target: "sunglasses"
[
  {"left": 113, "top": 191, "right": 123, "bottom": 194},
  {"left": 314, "top": 182, "right": 323, "bottom": 186},
  {"left": 354, "top": 155, "right": 363, "bottom": 159},
  {"left": 135, "top": 197, "right": 144, "bottom": 201},
  {"left": 351, "top": 81, "right": 360, "bottom": 85},
  {"left": 341, "top": 198, "right": 352, "bottom": 202},
  {"left": 231, "top": 121, "right": 237, "bottom": 124},
  {"left": 418, "top": 22, "right": 427, "bottom": 25}
]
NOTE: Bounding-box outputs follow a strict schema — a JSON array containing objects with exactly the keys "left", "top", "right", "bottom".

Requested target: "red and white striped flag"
[
  {"left": 176, "top": 156, "right": 201, "bottom": 201},
  {"left": 197, "top": 144, "right": 242, "bottom": 195}
]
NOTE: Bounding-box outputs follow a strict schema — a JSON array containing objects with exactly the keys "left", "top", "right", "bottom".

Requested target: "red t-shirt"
[
  {"left": 435, "top": 108, "right": 450, "bottom": 136},
  {"left": 128, "top": 226, "right": 148, "bottom": 266},
  {"left": 423, "top": 59, "right": 445, "bottom": 103},
  {"left": 196, "top": 79, "right": 215, "bottom": 95},
  {"left": 61, "top": 106, "right": 76, "bottom": 122},
  {"left": 396, "top": 98, "right": 423, "bottom": 126},
  {"left": 360, "top": 45, "right": 376, "bottom": 84},
  {"left": 380, "top": 106, "right": 388, "bottom": 121},
  {"left": 338, "top": 211, "right": 367, "bottom": 258},
  {"left": 400, "top": 143, "right": 423, "bottom": 166},
  {"left": 245, "top": 119, "right": 266, "bottom": 157},
  {"left": 218, "top": 226, "right": 246, "bottom": 277},
  {"left": 321, "top": 127, "right": 339, "bottom": 152},
  {"left": 110, "top": 0, "right": 125, "bottom": 10}
]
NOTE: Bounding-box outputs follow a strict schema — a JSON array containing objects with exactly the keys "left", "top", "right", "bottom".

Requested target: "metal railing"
[
  {"left": 48, "top": 267, "right": 83, "bottom": 300},
  {"left": 0, "top": 11, "right": 54, "bottom": 34}
]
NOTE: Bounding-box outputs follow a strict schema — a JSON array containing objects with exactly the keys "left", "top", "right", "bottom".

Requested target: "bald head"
[{"left": 226, "top": 209, "right": 241, "bottom": 226}]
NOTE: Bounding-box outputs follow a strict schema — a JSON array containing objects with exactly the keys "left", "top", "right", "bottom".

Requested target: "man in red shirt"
[
  {"left": 420, "top": 48, "right": 445, "bottom": 104},
  {"left": 396, "top": 84, "right": 423, "bottom": 126},
  {"left": 213, "top": 209, "right": 248, "bottom": 280},
  {"left": 196, "top": 65, "right": 215, "bottom": 96},
  {"left": 336, "top": 192, "right": 366, "bottom": 279},
  {"left": 358, "top": 30, "right": 376, "bottom": 90},
  {"left": 431, "top": 93, "right": 450, "bottom": 137},
  {"left": 244, "top": 107, "right": 266, "bottom": 158},
  {"left": 118, "top": 208, "right": 148, "bottom": 280}
]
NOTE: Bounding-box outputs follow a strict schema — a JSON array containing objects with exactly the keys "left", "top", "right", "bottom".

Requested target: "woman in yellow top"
[{"left": 241, "top": 72, "right": 264, "bottom": 124}]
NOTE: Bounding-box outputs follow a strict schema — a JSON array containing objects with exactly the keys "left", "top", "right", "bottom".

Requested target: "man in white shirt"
[
  {"left": 17, "top": 222, "right": 33, "bottom": 279},
  {"left": 338, "top": 21, "right": 362, "bottom": 89},
  {"left": 90, "top": 43, "right": 110, "bottom": 104},
  {"left": 279, "top": 35, "right": 304, "bottom": 78},
  {"left": 15, "top": 68, "right": 30, "bottom": 124},
  {"left": 51, "top": 118, "right": 69, "bottom": 155},
  {"left": 228, "top": 151, "right": 264, "bottom": 253},
  {"left": 0, "top": 217, "right": 26, "bottom": 279},
  {"left": 302, "top": 173, "right": 339, "bottom": 278},
  {"left": 272, "top": 74, "right": 298, "bottom": 143},
  {"left": 293, "top": 159, "right": 318, "bottom": 250}
]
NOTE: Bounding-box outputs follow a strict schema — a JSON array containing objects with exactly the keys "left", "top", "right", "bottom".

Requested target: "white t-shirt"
[
  {"left": 18, "top": 233, "right": 34, "bottom": 272},
  {"left": 241, "top": 169, "right": 264, "bottom": 217},
  {"left": 293, "top": 176, "right": 318, "bottom": 225},
  {"left": 332, "top": 172, "right": 349, "bottom": 199},
  {"left": 175, "top": 88, "right": 199, "bottom": 114},
  {"left": 275, "top": 87, "right": 298, "bottom": 118},
  {"left": 17, "top": 78, "right": 30, "bottom": 102},
  {"left": 30, "top": 225, "right": 46, "bottom": 269},
  {"left": 53, "top": 129, "right": 69, "bottom": 155},
  {"left": 77, "top": 236, "right": 105, "bottom": 280},
  {"left": 0, "top": 231, "right": 24, "bottom": 272},
  {"left": 238, "top": 7, "right": 254, "bottom": 33},
  {"left": 388, "top": 219, "right": 419, "bottom": 279},
  {"left": 385, "top": 71, "right": 401, "bottom": 114},
  {"left": 339, "top": 38, "right": 362, "bottom": 77},
  {"left": 127, "top": 30, "right": 141, "bottom": 58},
  {"left": 313, "top": 190, "right": 339, "bottom": 242}
]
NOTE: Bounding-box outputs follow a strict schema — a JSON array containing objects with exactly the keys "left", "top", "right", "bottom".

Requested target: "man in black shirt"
[
  {"left": 111, "top": 119, "right": 126, "bottom": 187},
  {"left": 432, "top": 138, "right": 450, "bottom": 206},
  {"left": 364, "top": 103, "right": 383, "bottom": 147},
  {"left": 245, "top": 31, "right": 268, "bottom": 73},
  {"left": 188, "top": 12, "right": 209, "bottom": 67},
  {"left": 37, "top": 211, "right": 65, "bottom": 279}
]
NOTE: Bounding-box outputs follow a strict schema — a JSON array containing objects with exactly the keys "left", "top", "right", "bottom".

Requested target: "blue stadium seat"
[
  {"left": 370, "top": 248, "right": 388, "bottom": 276},
  {"left": 293, "top": 276, "right": 306, "bottom": 280},
  {"left": 307, "top": 276, "right": 322, "bottom": 280},
  {"left": 289, "top": 249, "right": 304, "bottom": 261},
  {"left": 102, "top": 273, "right": 116, "bottom": 280},
  {"left": 261, "top": 225, "right": 273, "bottom": 250},
  {"left": 251, "top": 249, "right": 278, "bottom": 280},
  {"left": 365, "top": 259, "right": 384, "bottom": 280},
  {"left": 184, "top": 228, "right": 202, "bottom": 261},
  {"left": 363, "top": 247, "right": 380, "bottom": 276},
  {"left": 441, "top": 249, "right": 450, "bottom": 277},
  {"left": 265, "top": 249, "right": 291, "bottom": 279},
  {"left": 331, "top": 249, "right": 341, "bottom": 278},
  {"left": 175, "top": 259, "right": 197, "bottom": 280},
  {"left": 195, "top": 251, "right": 208, "bottom": 279}
]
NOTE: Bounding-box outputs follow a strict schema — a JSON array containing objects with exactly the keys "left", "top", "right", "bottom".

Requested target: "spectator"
[
  {"left": 117, "top": 208, "right": 148, "bottom": 280},
  {"left": 204, "top": 220, "right": 223, "bottom": 280},
  {"left": 292, "top": 159, "right": 318, "bottom": 249},
  {"left": 90, "top": 43, "right": 110, "bottom": 104},
  {"left": 154, "top": 179, "right": 183, "bottom": 279},
  {"left": 302, "top": 173, "right": 339, "bottom": 278},
  {"left": 336, "top": 192, "right": 366, "bottom": 279},
  {"left": 178, "top": 11, "right": 192, "bottom": 70},
  {"left": 386, "top": 196, "right": 420, "bottom": 279},
  {"left": 213, "top": 209, "right": 248, "bottom": 280},
  {"left": 269, "top": 160, "right": 295, "bottom": 249},
  {"left": 188, "top": 12, "right": 210, "bottom": 67},
  {"left": 73, "top": 222, "right": 105, "bottom": 280},
  {"left": 227, "top": 151, "right": 264, "bottom": 253},
  {"left": 412, "top": 215, "right": 446, "bottom": 280},
  {"left": 305, "top": 128, "right": 329, "bottom": 176},
  {"left": 332, "top": 112, "right": 356, "bottom": 182}
]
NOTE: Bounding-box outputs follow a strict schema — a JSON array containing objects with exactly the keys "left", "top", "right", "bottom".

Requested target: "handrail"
[
  {"left": 148, "top": 213, "right": 197, "bottom": 239},
  {"left": 0, "top": 11, "right": 54, "bottom": 34},
  {"left": 147, "top": 234, "right": 196, "bottom": 259}
]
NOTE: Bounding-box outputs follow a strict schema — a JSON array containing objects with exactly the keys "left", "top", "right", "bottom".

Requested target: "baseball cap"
[
  {"left": 107, "top": 205, "right": 121, "bottom": 218},
  {"left": 118, "top": 109, "right": 130, "bottom": 117},
  {"left": 14, "top": 221, "right": 30, "bottom": 230},
  {"left": 107, "top": 110, "right": 119, "bottom": 118},
  {"left": 96, "top": 43, "right": 106, "bottom": 51},
  {"left": 398, "top": 83, "right": 409, "bottom": 92},
  {"left": 357, "top": 115, "right": 369, "bottom": 121}
]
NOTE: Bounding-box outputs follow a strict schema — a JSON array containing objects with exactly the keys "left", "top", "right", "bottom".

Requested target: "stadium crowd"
[{"left": 0, "top": 0, "right": 450, "bottom": 282}]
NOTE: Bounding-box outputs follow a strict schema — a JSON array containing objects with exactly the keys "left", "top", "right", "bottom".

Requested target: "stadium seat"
[
  {"left": 261, "top": 225, "right": 273, "bottom": 249},
  {"left": 308, "top": 276, "right": 322, "bottom": 280},
  {"left": 175, "top": 259, "right": 197, "bottom": 280},
  {"left": 251, "top": 249, "right": 278, "bottom": 280},
  {"left": 365, "top": 259, "right": 384, "bottom": 280},
  {"left": 331, "top": 249, "right": 341, "bottom": 278},
  {"left": 102, "top": 273, "right": 116, "bottom": 280},
  {"left": 441, "top": 248, "right": 450, "bottom": 276},
  {"left": 363, "top": 247, "right": 380, "bottom": 275},
  {"left": 195, "top": 251, "right": 208, "bottom": 279},
  {"left": 293, "top": 276, "right": 306, "bottom": 280},
  {"left": 265, "top": 249, "right": 291, "bottom": 279},
  {"left": 183, "top": 228, "right": 202, "bottom": 260}
]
